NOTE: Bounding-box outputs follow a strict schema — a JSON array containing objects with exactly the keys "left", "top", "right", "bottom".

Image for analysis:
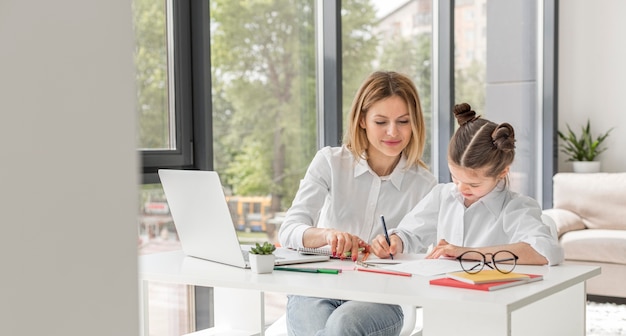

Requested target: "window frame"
[
  {"left": 139, "top": 0, "right": 558, "bottom": 330},
  {"left": 141, "top": 0, "right": 210, "bottom": 184}
]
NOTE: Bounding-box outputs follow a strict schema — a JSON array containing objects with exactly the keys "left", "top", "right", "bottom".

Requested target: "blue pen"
[{"left": 380, "top": 215, "right": 394, "bottom": 260}]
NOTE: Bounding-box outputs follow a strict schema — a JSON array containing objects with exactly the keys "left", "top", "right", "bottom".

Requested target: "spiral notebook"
[{"left": 297, "top": 247, "right": 365, "bottom": 259}]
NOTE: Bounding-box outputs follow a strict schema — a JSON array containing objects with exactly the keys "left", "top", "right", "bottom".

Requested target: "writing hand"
[{"left": 370, "top": 234, "right": 402, "bottom": 258}]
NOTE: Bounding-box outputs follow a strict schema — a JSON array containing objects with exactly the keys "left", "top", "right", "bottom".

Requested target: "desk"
[{"left": 139, "top": 250, "right": 600, "bottom": 336}]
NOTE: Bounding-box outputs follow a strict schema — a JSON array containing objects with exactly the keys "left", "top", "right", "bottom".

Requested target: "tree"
[
  {"left": 378, "top": 33, "right": 433, "bottom": 166},
  {"left": 133, "top": 0, "right": 168, "bottom": 149},
  {"left": 211, "top": 0, "right": 379, "bottom": 211}
]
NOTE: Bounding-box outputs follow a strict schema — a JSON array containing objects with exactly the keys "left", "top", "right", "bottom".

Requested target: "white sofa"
[{"left": 543, "top": 172, "right": 626, "bottom": 300}]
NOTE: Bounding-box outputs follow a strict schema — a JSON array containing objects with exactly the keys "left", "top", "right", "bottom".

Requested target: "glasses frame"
[{"left": 456, "top": 250, "right": 519, "bottom": 274}]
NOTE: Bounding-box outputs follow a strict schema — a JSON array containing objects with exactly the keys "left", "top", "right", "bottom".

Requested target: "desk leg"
[
  {"left": 214, "top": 288, "right": 265, "bottom": 335},
  {"left": 139, "top": 279, "right": 149, "bottom": 336},
  {"left": 511, "top": 282, "right": 586, "bottom": 336},
  {"left": 422, "top": 282, "right": 587, "bottom": 336},
  {"left": 422, "top": 303, "right": 509, "bottom": 336}
]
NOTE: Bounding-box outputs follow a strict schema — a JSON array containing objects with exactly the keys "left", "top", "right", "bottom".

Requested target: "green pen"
[{"left": 274, "top": 267, "right": 340, "bottom": 274}]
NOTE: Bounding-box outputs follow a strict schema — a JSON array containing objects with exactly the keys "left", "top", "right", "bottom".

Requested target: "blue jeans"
[{"left": 285, "top": 295, "right": 403, "bottom": 336}]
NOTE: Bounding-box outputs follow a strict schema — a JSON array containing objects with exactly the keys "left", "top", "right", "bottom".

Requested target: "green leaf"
[{"left": 557, "top": 119, "right": 612, "bottom": 162}]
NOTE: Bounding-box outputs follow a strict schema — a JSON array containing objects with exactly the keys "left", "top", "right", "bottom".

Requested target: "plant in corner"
[
  {"left": 249, "top": 242, "right": 276, "bottom": 274},
  {"left": 557, "top": 119, "right": 613, "bottom": 173}
]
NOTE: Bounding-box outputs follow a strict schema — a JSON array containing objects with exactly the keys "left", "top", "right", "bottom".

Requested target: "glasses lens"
[
  {"left": 493, "top": 251, "right": 517, "bottom": 273},
  {"left": 459, "top": 251, "right": 484, "bottom": 274}
]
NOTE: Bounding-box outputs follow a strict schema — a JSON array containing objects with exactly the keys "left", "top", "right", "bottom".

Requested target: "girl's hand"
[
  {"left": 425, "top": 239, "right": 468, "bottom": 259},
  {"left": 323, "top": 229, "right": 368, "bottom": 261},
  {"left": 370, "top": 233, "right": 403, "bottom": 258}
]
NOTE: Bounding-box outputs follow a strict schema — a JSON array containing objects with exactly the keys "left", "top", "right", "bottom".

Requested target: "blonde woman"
[{"left": 279, "top": 71, "right": 436, "bottom": 336}]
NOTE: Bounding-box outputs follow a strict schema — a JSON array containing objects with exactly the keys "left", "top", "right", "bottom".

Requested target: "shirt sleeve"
[
  {"left": 502, "top": 196, "right": 565, "bottom": 266},
  {"left": 390, "top": 184, "right": 443, "bottom": 253},
  {"left": 278, "top": 148, "right": 331, "bottom": 249}
]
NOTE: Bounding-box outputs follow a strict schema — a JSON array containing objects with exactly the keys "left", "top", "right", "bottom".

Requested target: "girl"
[
  {"left": 371, "top": 103, "right": 563, "bottom": 266},
  {"left": 279, "top": 71, "right": 436, "bottom": 336}
]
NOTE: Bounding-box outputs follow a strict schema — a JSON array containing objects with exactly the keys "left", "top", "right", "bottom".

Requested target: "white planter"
[
  {"left": 572, "top": 161, "right": 601, "bottom": 173},
  {"left": 249, "top": 254, "right": 275, "bottom": 274}
]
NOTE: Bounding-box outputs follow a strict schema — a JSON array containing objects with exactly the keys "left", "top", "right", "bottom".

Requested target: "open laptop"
[{"left": 158, "top": 169, "right": 329, "bottom": 268}]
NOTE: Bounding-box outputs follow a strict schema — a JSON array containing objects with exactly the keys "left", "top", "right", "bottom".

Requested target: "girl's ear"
[{"left": 498, "top": 166, "right": 511, "bottom": 180}]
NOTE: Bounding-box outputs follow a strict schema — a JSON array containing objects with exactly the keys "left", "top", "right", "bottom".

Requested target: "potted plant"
[
  {"left": 249, "top": 241, "right": 276, "bottom": 274},
  {"left": 557, "top": 119, "right": 613, "bottom": 173}
]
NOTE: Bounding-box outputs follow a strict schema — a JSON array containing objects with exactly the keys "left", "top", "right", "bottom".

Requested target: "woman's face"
[{"left": 359, "top": 95, "right": 412, "bottom": 163}]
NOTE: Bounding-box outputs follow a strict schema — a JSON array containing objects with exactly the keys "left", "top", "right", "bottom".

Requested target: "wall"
[
  {"left": 559, "top": 0, "right": 626, "bottom": 173},
  {"left": 0, "top": 1, "right": 139, "bottom": 335}
]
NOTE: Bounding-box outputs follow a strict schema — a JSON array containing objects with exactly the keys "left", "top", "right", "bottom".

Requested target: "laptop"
[{"left": 158, "top": 169, "right": 330, "bottom": 268}]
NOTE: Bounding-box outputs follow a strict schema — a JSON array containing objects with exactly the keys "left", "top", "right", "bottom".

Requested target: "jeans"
[{"left": 285, "top": 295, "right": 403, "bottom": 336}]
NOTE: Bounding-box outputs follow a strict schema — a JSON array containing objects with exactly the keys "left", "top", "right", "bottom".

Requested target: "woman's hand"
[
  {"left": 370, "top": 233, "right": 403, "bottom": 258},
  {"left": 323, "top": 228, "right": 368, "bottom": 261}
]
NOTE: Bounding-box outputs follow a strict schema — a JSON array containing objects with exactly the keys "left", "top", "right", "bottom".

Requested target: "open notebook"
[{"left": 158, "top": 169, "right": 329, "bottom": 268}]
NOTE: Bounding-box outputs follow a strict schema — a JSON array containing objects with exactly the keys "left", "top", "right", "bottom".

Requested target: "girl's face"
[
  {"left": 359, "top": 95, "right": 412, "bottom": 165},
  {"left": 448, "top": 162, "right": 509, "bottom": 207}
]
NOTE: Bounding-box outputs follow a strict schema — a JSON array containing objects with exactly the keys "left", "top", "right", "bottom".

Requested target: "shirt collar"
[
  {"left": 451, "top": 180, "right": 508, "bottom": 215},
  {"left": 353, "top": 154, "right": 407, "bottom": 190}
]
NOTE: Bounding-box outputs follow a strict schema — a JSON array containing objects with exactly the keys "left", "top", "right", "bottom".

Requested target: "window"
[
  {"left": 135, "top": 0, "right": 555, "bottom": 334},
  {"left": 210, "top": 0, "right": 317, "bottom": 245},
  {"left": 347, "top": 0, "right": 434, "bottom": 169}
]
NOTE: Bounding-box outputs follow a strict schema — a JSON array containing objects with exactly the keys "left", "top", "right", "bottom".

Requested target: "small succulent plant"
[{"left": 249, "top": 242, "right": 276, "bottom": 255}]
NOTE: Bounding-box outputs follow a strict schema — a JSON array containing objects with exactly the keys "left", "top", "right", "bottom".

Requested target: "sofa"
[{"left": 543, "top": 172, "right": 626, "bottom": 300}]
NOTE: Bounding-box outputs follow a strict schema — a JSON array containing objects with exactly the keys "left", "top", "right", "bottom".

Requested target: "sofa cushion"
[
  {"left": 560, "top": 229, "right": 626, "bottom": 265},
  {"left": 552, "top": 173, "right": 626, "bottom": 230},
  {"left": 542, "top": 208, "right": 586, "bottom": 237}
]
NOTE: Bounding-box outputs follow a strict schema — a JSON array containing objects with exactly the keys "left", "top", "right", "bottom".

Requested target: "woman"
[{"left": 279, "top": 71, "right": 437, "bottom": 336}]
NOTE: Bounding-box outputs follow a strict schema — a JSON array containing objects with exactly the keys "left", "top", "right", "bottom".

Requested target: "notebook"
[{"left": 158, "top": 169, "right": 330, "bottom": 268}]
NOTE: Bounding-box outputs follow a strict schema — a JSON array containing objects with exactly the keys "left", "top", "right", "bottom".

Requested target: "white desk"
[{"left": 139, "top": 250, "right": 600, "bottom": 336}]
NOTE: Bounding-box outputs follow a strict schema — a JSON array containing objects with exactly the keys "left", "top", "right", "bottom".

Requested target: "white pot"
[
  {"left": 249, "top": 254, "right": 275, "bottom": 274},
  {"left": 572, "top": 161, "right": 601, "bottom": 173}
]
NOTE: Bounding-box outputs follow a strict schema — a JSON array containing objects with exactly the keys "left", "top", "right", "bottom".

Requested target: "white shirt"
[
  {"left": 279, "top": 146, "right": 437, "bottom": 249},
  {"left": 390, "top": 182, "right": 564, "bottom": 265}
]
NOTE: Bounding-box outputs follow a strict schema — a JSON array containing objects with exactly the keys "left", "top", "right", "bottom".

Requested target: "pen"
[
  {"left": 380, "top": 215, "right": 393, "bottom": 260},
  {"left": 354, "top": 261, "right": 412, "bottom": 277},
  {"left": 274, "top": 267, "right": 341, "bottom": 274}
]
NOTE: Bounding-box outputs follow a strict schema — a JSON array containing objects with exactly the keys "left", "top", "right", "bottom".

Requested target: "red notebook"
[{"left": 429, "top": 273, "right": 543, "bottom": 291}]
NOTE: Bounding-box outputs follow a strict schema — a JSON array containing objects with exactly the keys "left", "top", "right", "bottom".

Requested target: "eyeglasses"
[{"left": 456, "top": 250, "right": 519, "bottom": 274}]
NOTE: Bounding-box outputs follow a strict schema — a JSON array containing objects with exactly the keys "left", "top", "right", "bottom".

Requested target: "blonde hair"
[{"left": 343, "top": 71, "right": 427, "bottom": 169}]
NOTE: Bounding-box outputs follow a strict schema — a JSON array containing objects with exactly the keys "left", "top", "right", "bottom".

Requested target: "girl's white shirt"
[
  {"left": 278, "top": 146, "right": 437, "bottom": 249},
  {"left": 391, "top": 182, "right": 565, "bottom": 265}
]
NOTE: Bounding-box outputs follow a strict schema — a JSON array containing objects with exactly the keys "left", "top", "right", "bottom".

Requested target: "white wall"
[
  {"left": 559, "top": 0, "right": 626, "bottom": 173},
  {"left": 0, "top": 1, "right": 139, "bottom": 335}
]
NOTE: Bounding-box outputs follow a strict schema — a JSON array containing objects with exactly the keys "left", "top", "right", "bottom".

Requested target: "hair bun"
[
  {"left": 453, "top": 103, "right": 479, "bottom": 126},
  {"left": 491, "top": 123, "right": 516, "bottom": 152}
]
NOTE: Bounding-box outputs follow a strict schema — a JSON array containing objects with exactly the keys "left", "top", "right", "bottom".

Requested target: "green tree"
[
  {"left": 133, "top": 0, "right": 168, "bottom": 149},
  {"left": 211, "top": 0, "right": 379, "bottom": 211},
  {"left": 455, "top": 59, "right": 486, "bottom": 117},
  {"left": 378, "top": 33, "right": 433, "bottom": 166}
]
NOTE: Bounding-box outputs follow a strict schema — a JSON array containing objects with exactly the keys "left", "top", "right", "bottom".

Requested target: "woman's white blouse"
[
  {"left": 279, "top": 146, "right": 437, "bottom": 249},
  {"left": 390, "top": 182, "right": 565, "bottom": 265}
]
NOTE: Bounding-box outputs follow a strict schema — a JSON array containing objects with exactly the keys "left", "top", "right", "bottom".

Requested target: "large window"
[
  {"left": 210, "top": 0, "right": 317, "bottom": 245},
  {"left": 134, "top": 0, "right": 554, "bottom": 334},
  {"left": 351, "top": 0, "right": 434, "bottom": 168}
]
